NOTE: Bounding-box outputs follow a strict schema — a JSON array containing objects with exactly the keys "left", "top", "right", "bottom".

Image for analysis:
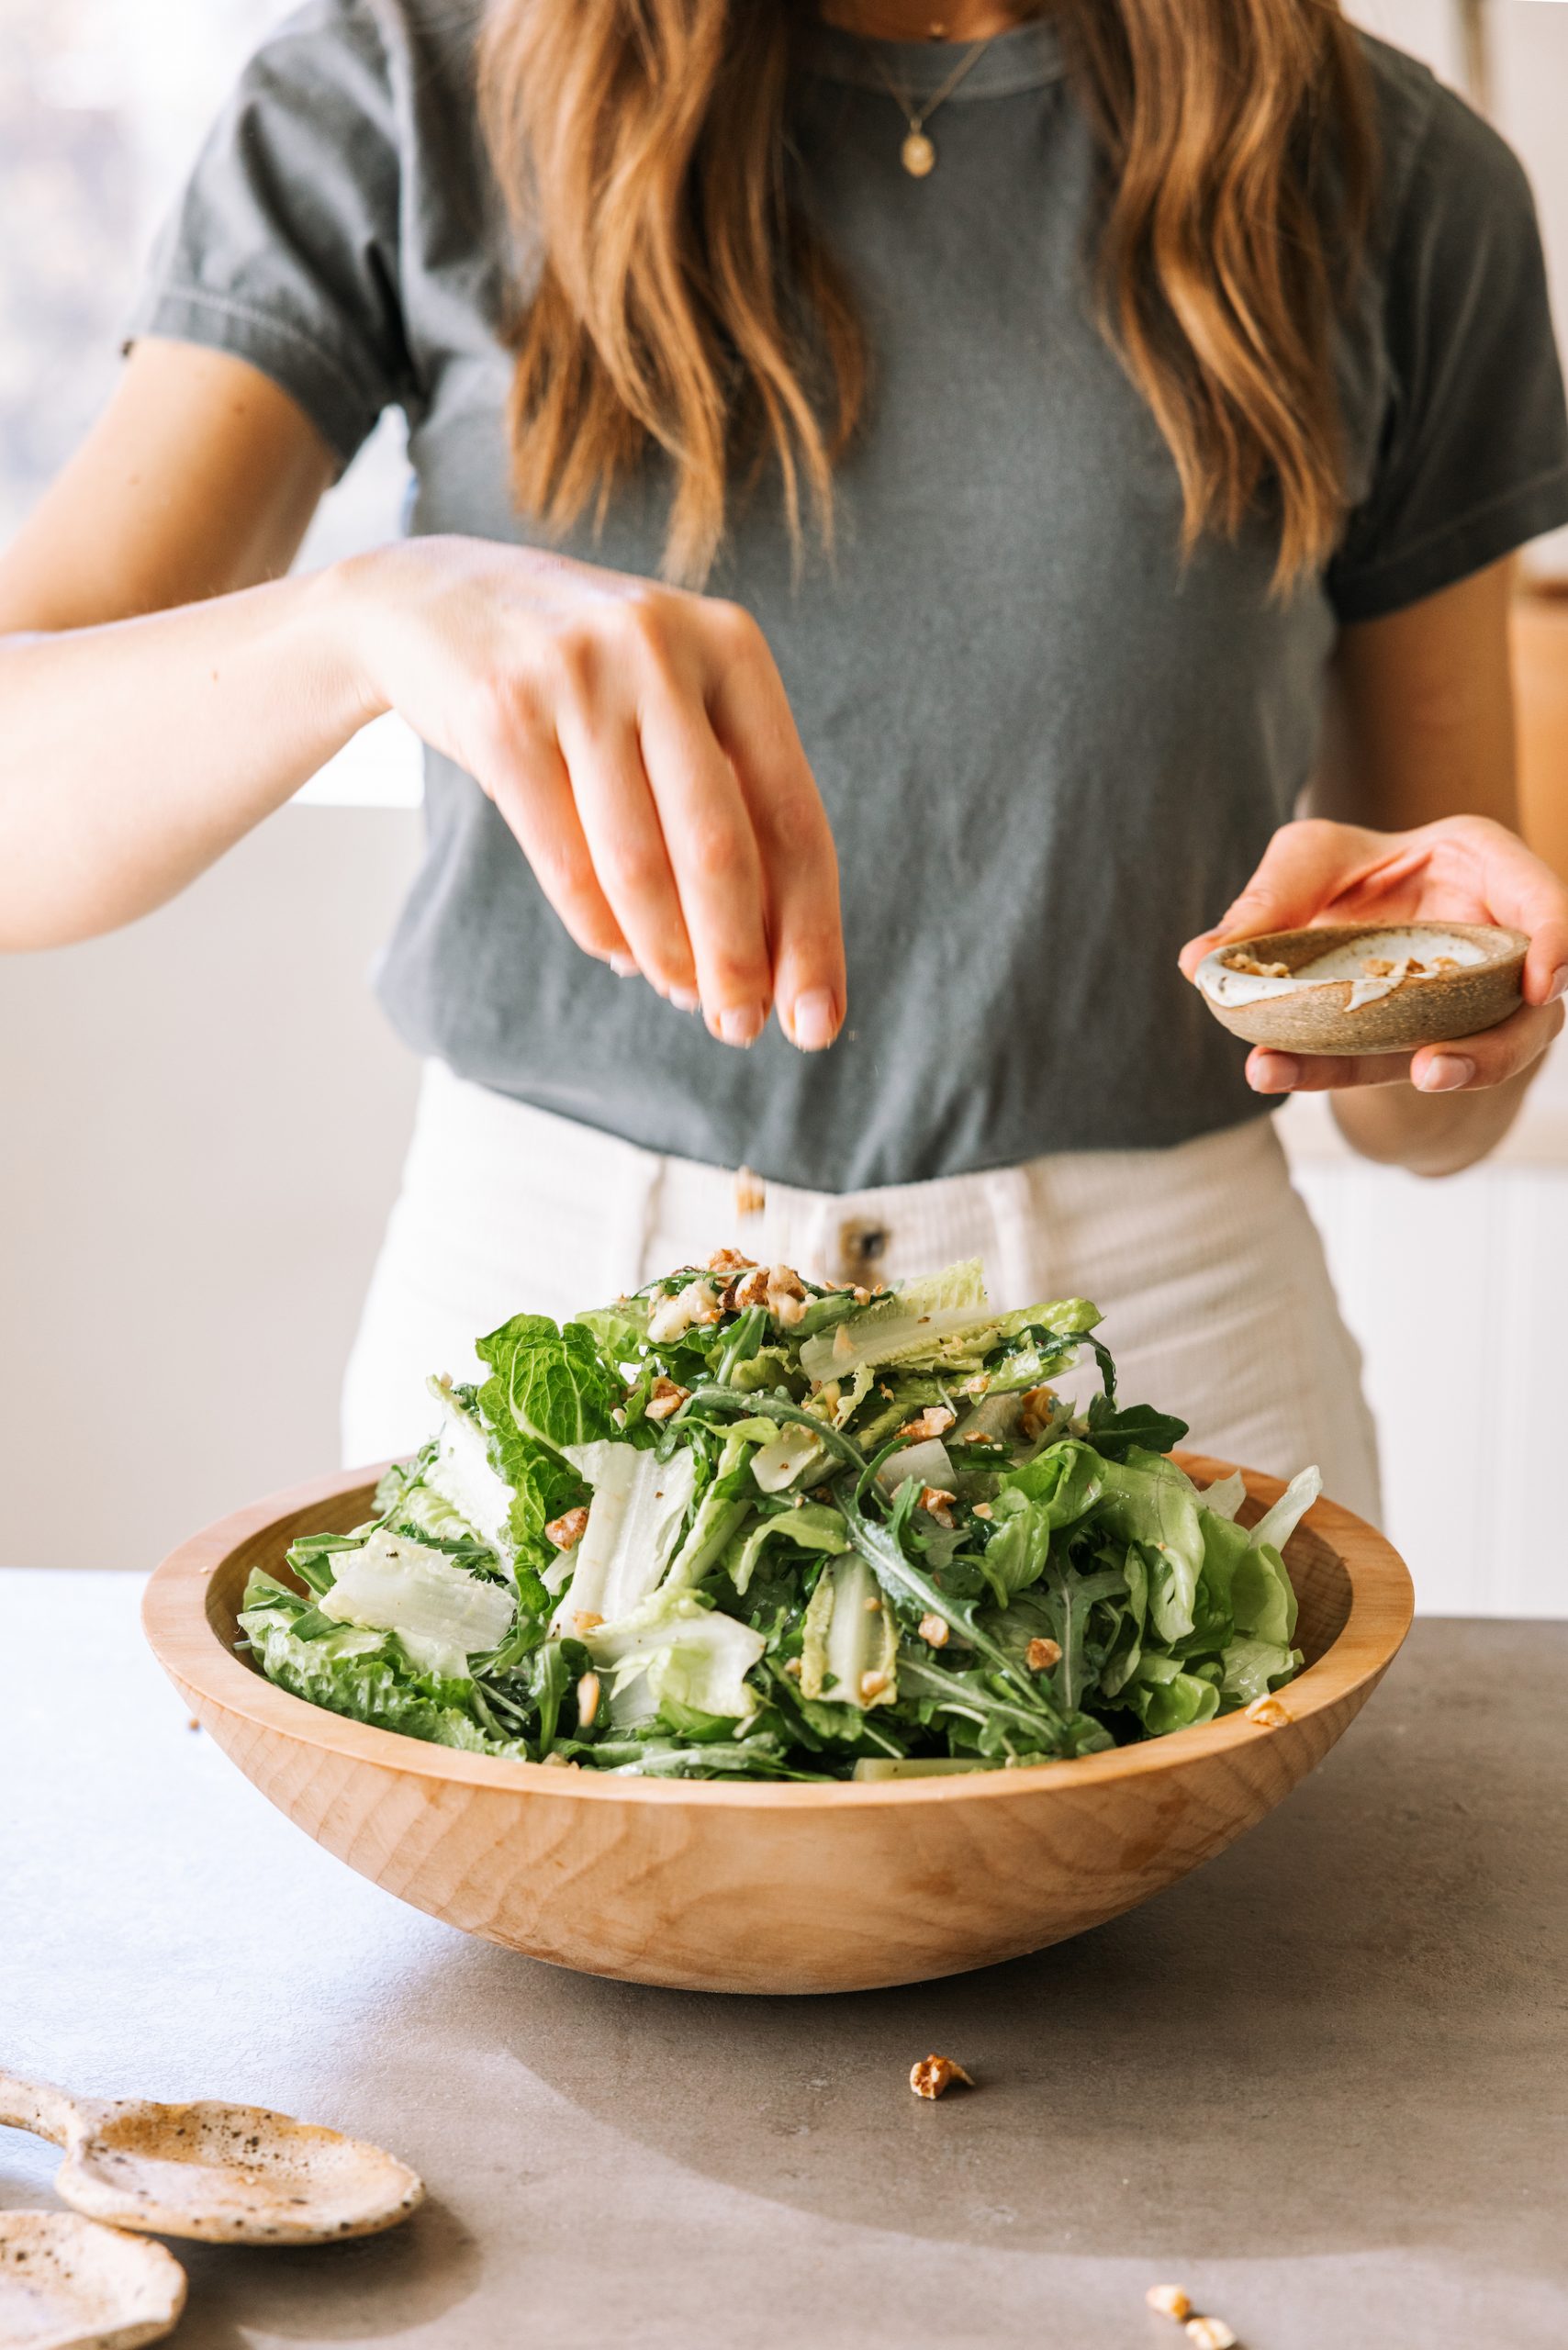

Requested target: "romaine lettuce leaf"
[
  {"left": 316, "top": 1528, "right": 516, "bottom": 1680},
  {"left": 548, "top": 1440, "right": 698, "bottom": 1634},
  {"left": 584, "top": 1588, "right": 766, "bottom": 1726}
]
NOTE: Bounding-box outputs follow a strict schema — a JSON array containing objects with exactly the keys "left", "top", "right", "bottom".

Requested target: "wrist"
[{"left": 308, "top": 549, "right": 398, "bottom": 732}]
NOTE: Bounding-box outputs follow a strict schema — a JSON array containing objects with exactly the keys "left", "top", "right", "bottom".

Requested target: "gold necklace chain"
[{"left": 860, "top": 36, "right": 992, "bottom": 178}]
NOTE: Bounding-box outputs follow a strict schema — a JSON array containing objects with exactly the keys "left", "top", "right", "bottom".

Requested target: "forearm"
[
  {"left": 0, "top": 564, "right": 375, "bottom": 951},
  {"left": 1330, "top": 1059, "right": 1540, "bottom": 1177}
]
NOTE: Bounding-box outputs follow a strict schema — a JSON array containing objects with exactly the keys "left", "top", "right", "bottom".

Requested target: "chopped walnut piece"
[
  {"left": 644, "top": 1376, "right": 690, "bottom": 1423},
  {"left": 540, "top": 1751, "right": 578, "bottom": 1770},
  {"left": 727, "top": 1263, "right": 770, "bottom": 1312},
  {"left": 767, "top": 1263, "right": 810, "bottom": 1328},
  {"left": 863, "top": 1594, "right": 882, "bottom": 1614},
  {"left": 734, "top": 1164, "right": 766, "bottom": 1219},
  {"left": 1361, "top": 956, "right": 1395, "bottom": 978},
  {"left": 1183, "top": 2320, "right": 1238, "bottom": 2350},
  {"left": 909, "top": 2053, "right": 973, "bottom": 2100},
  {"left": 577, "top": 1671, "right": 601, "bottom": 1729},
  {"left": 545, "top": 1505, "right": 590, "bottom": 1552},
  {"left": 1146, "top": 2286, "right": 1193, "bottom": 2322},
  {"left": 962, "top": 1373, "right": 991, "bottom": 1396},
  {"left": 707, "top": 1247, "right": 756, "bottom": 1275},
  {"left": 1432, "top": 955, "right": 1460, "bottom": 973},
  {"left": 571, "top": 1610, "right": 604, "bottom": 1634},
  {"left": 1018, "top": 1384, "right": 1058, "bottom": 1440},
  {"left": 1245, "top": 1695, "right": 1291, "bottom": 1727},
  {"left": 860, "top": 1669, "right": 892, "bottom": 1702},
  {"left": 971, "top": 1502, "right": 994, "bottom": 1520},
  {"left": 1026, "top": 1638, "right": 1062, "bottom": 1673},
  {"left": 783, "top": 1657, "right": 803, "bottom": 1680},
  {"left": 1221, "top": 950, "right": 1290, "bottom": 978},
  {"left": 918, "top": 1484, "right": 958, "bottom": 1528},
  {"left": 899, "top": 1404, "right": 956, "bottom": 1442},
  {"left": 917, "top": 1613, "right": 949, "bottom": 1648}
]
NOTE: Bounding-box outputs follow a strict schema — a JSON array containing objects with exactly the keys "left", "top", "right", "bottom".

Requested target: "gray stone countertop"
[{"left": 2, "top": 1571, "right": 1562, "bottom": 2349}]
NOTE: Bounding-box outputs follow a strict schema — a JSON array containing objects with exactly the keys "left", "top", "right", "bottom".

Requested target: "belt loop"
[{"left": 983, "top": 1167, "right": 1037, "bottom": 1311}]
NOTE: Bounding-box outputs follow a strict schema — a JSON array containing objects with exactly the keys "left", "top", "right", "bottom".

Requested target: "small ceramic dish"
[{"left": 1194, "top": 921, "right": 1528, "bottom": 1056}]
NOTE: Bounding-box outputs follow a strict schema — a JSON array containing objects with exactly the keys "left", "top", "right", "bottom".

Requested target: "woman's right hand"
[{"left": 332, "top": 534, "right": 846, "bottom": 1051}]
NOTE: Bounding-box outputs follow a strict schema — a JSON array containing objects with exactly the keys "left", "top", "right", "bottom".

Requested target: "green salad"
[{"left": 239, "top": 1253, "right": 1316, "bottom": 1780}]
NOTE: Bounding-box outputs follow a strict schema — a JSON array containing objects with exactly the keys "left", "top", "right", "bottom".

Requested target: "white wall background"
[{"left": 1, "top": 0, "right": 1565, "bottom": 1607}]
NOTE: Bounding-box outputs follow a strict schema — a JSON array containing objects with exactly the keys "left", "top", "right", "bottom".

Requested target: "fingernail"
[
  {"left": 610, "top": 955, "right": 637, "bottom": 978},
  {"left": 715, "top": 1003, "right": 765, "bottom": 1046},
  {"left": 1417, "top": 1053, "right": 1475, "bottom": 1092},
  {"left": 1248, "top": 1051, "right": 1300, "bottom": 1092},
  {"left": 1545, "top": 966, "right": 1568, "bottom": 1005},
  {"left": 790, "top": 989, "right": 839, "bottom": 1052},
  {"left": 670, "top": 987, "right": 700, "bottom": 1013}
]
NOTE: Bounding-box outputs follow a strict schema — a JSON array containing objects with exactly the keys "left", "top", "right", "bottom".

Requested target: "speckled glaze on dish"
[{"left": 1196, "top": 922, "right": 1528, "bottom": 1054}]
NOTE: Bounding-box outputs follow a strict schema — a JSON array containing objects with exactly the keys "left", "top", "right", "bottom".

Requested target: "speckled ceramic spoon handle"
[
  {"left": 0, "top": 2070, "right": 423, "bottom": 2244},
  {"left": 0, "top": 2070, "right": 85, "bottom": 2143}
]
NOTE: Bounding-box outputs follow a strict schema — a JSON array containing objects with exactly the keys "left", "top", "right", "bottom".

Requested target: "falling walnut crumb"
[
  {"left": 1244, "top": 1695, "right": 1291, "bottom": 1727},
  {"left": 1025, "top": 1638, "right": 1062, "bottom": 1673},
  {"left": 1184, "top": 2319, "right": 1238, "bottom": 2350},
  {"left": 909, "top": 2053, "right": 973, "bottom": 2100},
  {"left": 1146, "top": 2284, "right": 1192, "bottom": 2321},
  {"left": 734, "top": 1165, "right": 766, "bottom": 1219}
]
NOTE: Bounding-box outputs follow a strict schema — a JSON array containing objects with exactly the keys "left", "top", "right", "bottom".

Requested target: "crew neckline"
[{"left": 803, "top": 17, "right": 1066, "bottom": 100}]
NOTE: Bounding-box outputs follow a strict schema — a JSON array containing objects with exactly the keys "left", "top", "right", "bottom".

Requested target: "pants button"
[{"left": 837, "top": 1219, "right": 890, "bottom": 1285}]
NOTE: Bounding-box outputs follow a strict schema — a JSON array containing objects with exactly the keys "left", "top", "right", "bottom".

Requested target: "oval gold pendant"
[{"left": 901, "top": 129, "right": 936, "bottom": 177}]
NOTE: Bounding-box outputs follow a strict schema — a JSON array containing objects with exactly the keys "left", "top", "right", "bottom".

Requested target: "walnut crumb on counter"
[
  {"left": 909, "top": 2053, "right": 973, "bottom": 2099},
  {"left": 1145, "top": 2285, "right": 1192, "bottom": 2321},
  {"left": 1184, "top": 2319, "right": 1238, "bottom": 2349}
]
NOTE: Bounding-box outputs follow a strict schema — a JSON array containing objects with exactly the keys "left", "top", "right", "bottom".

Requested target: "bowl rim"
[
  {"left": 141, "top": 1453, "right": 1414, "bottom": 1810},
  {"left": 1196, "top": 918, "right": 1529, "bottom": 999}
]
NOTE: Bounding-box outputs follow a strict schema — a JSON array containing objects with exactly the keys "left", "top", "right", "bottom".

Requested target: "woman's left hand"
[{"left": 1179, "top": 814, "right": 1568, "bottom": 1097}]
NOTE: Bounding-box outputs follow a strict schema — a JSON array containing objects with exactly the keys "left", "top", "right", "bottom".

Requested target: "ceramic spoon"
[
  {"left": 0, "top": 2073, "right": 423, "bottom": 2245},
  {"left": 0, "top": 2209, "right": 185, "bottom": 2350}
]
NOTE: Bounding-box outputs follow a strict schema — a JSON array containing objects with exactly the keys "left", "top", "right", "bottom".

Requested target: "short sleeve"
[
  {"left": 1327, "top": 84, "right": 1568, "bottom": 622},
  {"left": 124, "top": 0, "right": 411, "bottom": 474}
]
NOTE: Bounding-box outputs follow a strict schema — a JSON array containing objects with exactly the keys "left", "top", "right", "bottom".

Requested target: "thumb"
[{"left": 1178, "top": 819, "right": 1376, "bottom": 980}]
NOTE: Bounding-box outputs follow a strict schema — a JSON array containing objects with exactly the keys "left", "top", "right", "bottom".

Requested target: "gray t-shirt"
[{"left": 129, "top": 7, "right": 1568, "bottom": 1189}]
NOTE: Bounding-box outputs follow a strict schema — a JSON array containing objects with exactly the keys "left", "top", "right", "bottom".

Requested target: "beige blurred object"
[
  {"left": 0, "top": 2210, "right": 185, "bottom": 2350},
  {"left": 0, "top": 2072, "right": 423, "bottom": 2246},
  {"left": 1515, "top": 588, "right": 1568, "bottom": 886}
]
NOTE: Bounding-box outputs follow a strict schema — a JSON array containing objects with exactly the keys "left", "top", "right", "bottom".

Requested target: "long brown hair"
[{"left": 477, "top": 1, "right": 1375, "bottom": 591}]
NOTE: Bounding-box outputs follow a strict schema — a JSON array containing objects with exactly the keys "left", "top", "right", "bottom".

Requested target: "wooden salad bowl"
[{"left": 142, "top": 1456, "right": 1414, "bottom": 1996}]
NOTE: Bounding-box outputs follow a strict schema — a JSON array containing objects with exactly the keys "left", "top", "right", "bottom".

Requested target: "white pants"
[{"left": 342, "top": 1060, "right": 1383, "bottom": 1524}]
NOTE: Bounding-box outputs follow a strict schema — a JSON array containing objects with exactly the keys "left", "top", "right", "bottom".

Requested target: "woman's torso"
[{"left": 135, "top": 5, "right": 1562, "bottom": 1188}]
